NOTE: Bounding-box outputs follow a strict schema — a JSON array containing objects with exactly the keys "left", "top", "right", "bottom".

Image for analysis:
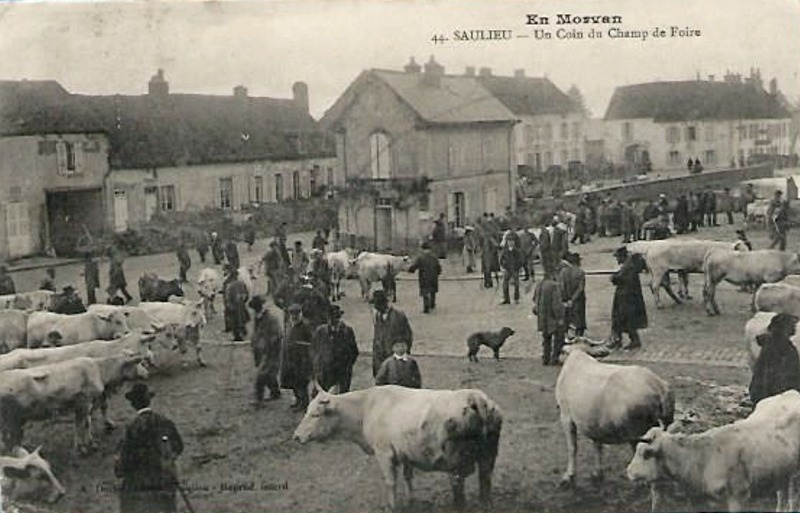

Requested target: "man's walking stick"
[{"left": 177, "top": 481, "right": 197, "bottom": 513}]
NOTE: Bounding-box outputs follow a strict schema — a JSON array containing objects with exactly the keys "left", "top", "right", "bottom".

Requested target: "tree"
[{"left": 567, "top": 85, "right": 591, "bottom": 118}]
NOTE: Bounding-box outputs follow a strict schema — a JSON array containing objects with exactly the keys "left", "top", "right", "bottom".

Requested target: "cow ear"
[
  {"left": 94, "top": 312, "right": 111, "bottom": 321},
  {"left": 327, "top": 384, "right": 340, "bottom": 395}
]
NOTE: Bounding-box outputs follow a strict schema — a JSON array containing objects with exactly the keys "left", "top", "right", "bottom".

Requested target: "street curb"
[{"left": 7, "top": 258, "right": 85, "bottom": 274}]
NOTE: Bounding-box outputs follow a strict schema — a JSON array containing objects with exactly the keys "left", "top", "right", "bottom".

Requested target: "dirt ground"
[{"left": 6, "top": 218, "right": 789, "bottom": 513}]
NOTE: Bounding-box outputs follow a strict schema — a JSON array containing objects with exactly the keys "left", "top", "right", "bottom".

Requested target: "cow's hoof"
[{"left": 558, "top": 475, "right": 575, "bottom": 489}]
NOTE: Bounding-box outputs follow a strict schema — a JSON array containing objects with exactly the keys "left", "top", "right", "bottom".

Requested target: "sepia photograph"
[{"left": 0, "top": 0, "right": 799, "bottom": 511}]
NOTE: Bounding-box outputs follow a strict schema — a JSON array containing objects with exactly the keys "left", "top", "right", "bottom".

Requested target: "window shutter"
[
  {"left": 446, "top": 192, "right": 455, "bottom": 225},
  {"left": 212, "top": 178, "right": 220, "bottom": 209},
  {"left": 75, "top": 143, "right": 85, "bottom": 173},
  {"left": 56, "top": 142, "right": 67, "bottom": 174}
]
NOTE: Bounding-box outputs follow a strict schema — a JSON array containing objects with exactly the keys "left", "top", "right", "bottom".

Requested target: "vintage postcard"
[{"left": 0, "top": 0, "right": 799, "bottom": 512}]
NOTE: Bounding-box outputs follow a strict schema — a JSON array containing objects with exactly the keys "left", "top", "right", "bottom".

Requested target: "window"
[
  {"left": 685, "top": 126, "right": 696, "bottom": 141},
  {"left": 704, "top": 150, "right": 716, "bottom": 165},
  {"left": 705, "top": 125, "right": 715, "bottom": 142},
  {"left": 159, "top": 185, "right": 175, "bottom": 211},
  {"left": 482, "top": 134, "right": 495, "bottom": 167},
  {"left": 666, "top": 126, "right": 680, "bottom": 143},
  {"left": 292, "top": 170, "right": 301, "bottom": 199},
  {"left": 533, "top": 125, "right": 541, "bottom": 141},
  {"left": 56, "top": 141, "right": 79, "bottom": 176},
  {"left": 560, "top": 122, "right": 568, "bottom": 140},
  {"left": 452, "top": 192, "right": 466, "bottom": 228},
  {"left": 448, "top": 139, "right": 459, "bottom": 170},
  {"left": 327, "top": 167, "right": 334, "bottom": 187},
  {"left": 738, "top": 125, "right": 746, "bottom": 141},
  {"left": 543, "top": 123, "right": 552, "bottom": 141},
  {"left": 667, "top": 150, "right": 681, "bottom": 166},
  {"left": 254, "top": 176, "right": 263, "bottom": 203},
  {"left": 571, "top": 122, "right": 580, "bottom": 140},
  {"left": 370, "top": 132, "right": 391, "bottom": 179},
  {"left": 749, "top": 124, "right": 757, "bottom": 139},
  {"left": 275, "top": 174, "right": 283, "bottom": 202},
  {"left": 622, "top": 122, "right": 632, "bottom": 141},
  {"left": 65, "top": 142, "right": 76, "bottom": 171},
  {"left": 310, "top": 166, "right": 319, "bottom": 195},
  {"left": 570, "top": 149, "right": 580, "bottom": 161},
  {"left": 219, "top": 178, "right": 233, "bottom": 209}
]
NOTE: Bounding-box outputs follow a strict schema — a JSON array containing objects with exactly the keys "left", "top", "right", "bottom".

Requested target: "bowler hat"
[
  {"left": 566, "top": 252, "right": 581, "bottom": 264},
  {"left": 328, "top": 304, "right": 344, "bottom": 319},
  {"left": 62, "top": 283, "right": 76, "bottom": 292},
  {"left": 613, "top": 246, "right": 629, "bottom": 258},
  {"left": 371, "top": 289, "right": 388, "bottom": 305},
  {"left": 287, "top": 303, "right": 303, "bottom": 315},
  {"left": 735, "top": 229, "right": 746, "bottom": 236},
  {"left": 249, "top": 295, "right": 266, "bottom": 311},
  {"left": 125, "top": 383, "right": 155, "bottom": 404},
  {"left": 768, "top": 313, "right": 798, "bottom": 333}
]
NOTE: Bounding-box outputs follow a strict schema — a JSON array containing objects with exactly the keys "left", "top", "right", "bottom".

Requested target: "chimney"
[
  {"left": 292, "top": 81, "right": 309, "bottom": 113},
  {"left": 148, "top": 68, "right": 169, "bottom": 97},
  {"left": 233, "top": 85, "right": 248, "bottom": 99},
  {"left": 464, "top": 66, "right": 475, "bottom": 77},
  {"left": 479, "top": 67, "right": 492, "bottom": 77},
  {"left": 404, "top": 57, "right": 421, "bottom": 74},
  {"left": 708, "top": 75, "right": 715, "bottom": 82},
  {"left": 422, "top": 56, "right": 444, "bottom": 87},
  {"left": 514, "top": 69, "right": 526, "bottom": 78}
]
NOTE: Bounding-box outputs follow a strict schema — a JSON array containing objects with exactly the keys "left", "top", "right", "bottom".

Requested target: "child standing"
[{"left": 375, "top": 341, "right": 422, "bottom": 389}]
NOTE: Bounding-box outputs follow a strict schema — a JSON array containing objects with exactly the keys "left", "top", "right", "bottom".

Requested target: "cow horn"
[
  {"left": 32, "top": 445, "right": 43, "bottom": 456},
  {"left": 313, "top": 380, "right": 323, "bottom": 393},
  {"left": 327, "top": 384, "right": 340, "bottom": 395}
]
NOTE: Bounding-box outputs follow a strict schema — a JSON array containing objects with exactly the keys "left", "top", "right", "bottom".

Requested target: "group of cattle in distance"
[
  {"left": 0, "top": 274, "right": 212, "bottom": 505},
  {"left": 626, "top": 238, "right": 800, "bottom": 315}
]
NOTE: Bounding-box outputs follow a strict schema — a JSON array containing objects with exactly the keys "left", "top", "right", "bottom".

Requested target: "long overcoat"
[{"left": 611, "top": 255, "right": 648, "bottom": 333}]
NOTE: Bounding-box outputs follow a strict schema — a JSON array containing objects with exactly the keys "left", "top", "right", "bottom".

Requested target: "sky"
[{"left": 0, "top": 0, "right": 798, "bottom": 119}]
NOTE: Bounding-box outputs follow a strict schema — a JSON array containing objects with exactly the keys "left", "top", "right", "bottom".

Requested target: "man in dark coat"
[
  {"left": 281, "top": 304, "right": 314, "bottom": 411},
  {"left": 115, "top": 384, "right": 183, "bottom": 513},
  {"left": 244, "top": 223, "right": 256, "bottom": 251},
  {"left": 371, "top": 289, "right": 413, "bottom": 377},
  {"left": 311, "top": 230, "right": 327, "bottom": 252},
  {"left": 407, "top": 242, "right": 442, "bottom": 313},
  {"left": 108, "top": 247, "right": 133, "bottom": 304},
  {"left": 225, "top": 239, "right": 240, "bottom": 271},
  {"left": 499, "top": 235, "right": 523, "bottom": 305},
  {"left": 311, "top": 305, "right": 359, "bottom": 392},
  {"left": 261, "top": 241, "right": 285, "bottom": 297},
  {"left": 768, "top": 190, "right": 789, "bottom": 251},
  {"left": 249, "top": 295, "right": 282, "bottom": 404},
  {"left": 82, "top": 252, "right": 100, "bottom": 305},
  {"left": 674, "top": 195, "right": 690, "bottom": 234},
  {"left": 307, "top": 249, "right": 331, "bottom": 300},
  {"left": 558, "top": 252, "right": 586, "bottom": 336},
  {"left": 40, "top": 267, "right": 56, "bottom": 292},
  {"left": 749, "top": 313, "right": 800, "bottom": 406},
  {"left": 195, "top": 234, "right": 209, "bottom": 264},
  {"left": 608, "top": 246, "right": 648, "bottom": 350},
  {"left": 224, "top": 268, "right": 250, "bottom": 341},
  {"left": 533, "top": 270, "right": 566, "bottom": 366},
  {"left": 291, "top": 278, "right": 331, "bottom": 330},
  {"left": 51, "top": 284, "right": 87, "bottom": 315},
  {"left": 176, "top": 244, "right": 191, "bottom": 283},
  {"left": 432, "top": 213, "right": 447, "bottom": 259},
  {"left": 481, "top": 233, "right": 499, "bottom": 288}
]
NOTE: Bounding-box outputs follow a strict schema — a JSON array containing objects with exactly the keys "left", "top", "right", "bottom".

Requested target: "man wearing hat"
[
  {"left": 175, "top": 242, "right": 191, "bottom": 283},
  {"left": 768, "top": 189, "right": 789, "bottom": 250},
  {"left": 499, "top": 233, "right": 523, "bottom": 305},
  {"left": 249, "top": 295, "right": 282, "bottom": 404},
  {"left": 311, "top": 304, "right": 359, "bottom": 393},
  {"left": 115, "top": 383, "right": 183, "bottom": 513},
  {"left": 371, "top": 289, "right": 413, "bottom": 377},
  {"left": 307, "top": 248, "right": 331, "bottom": 300},
  {"left": 749, "top": 313, "right": 800, "bottom": 406},
  {"left": 224, "top": 267, "right": 250, "bottom": 341},
  {"left": 408, "top": 241, "right": 442, "bottom": 313},
  {"left": 462, "top": 225, "right": 478, "bottom": 274},
  {"left": 558, "top": 252, "right": 587, "bottom": 337},
  {"left": 533, "top": 269, "right": 566, "bottom": 366},
  {"left": 281, "top": 303, "right": 314, "bottom": 411},
  {"left": 608, "top": 246, "right": 648, "bottom": 350},
  {"left": 261, "top": 240, "right": 286, "bottom": 297},
  {"left": 51, "top": 283, "right": 87, "bottom": 315},
  {"left": 83, "top": 251, "right": 100, "bottom": 305},
  {"left": 291, "top": 274, "right": 331, "bottom": 330}
]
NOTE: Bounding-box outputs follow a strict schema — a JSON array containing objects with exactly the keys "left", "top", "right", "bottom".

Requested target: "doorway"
[
  {"left": 375, "top": 205, "right": 392, "bottom": 251},
  {"left": 46, "top": 188, "right": 104, "bottom": 257}
]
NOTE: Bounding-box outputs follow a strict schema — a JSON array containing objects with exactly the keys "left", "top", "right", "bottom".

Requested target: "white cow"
[
  {"left": 556, "top": 340, "right": 674, "bottom": 486},
  {"left": 197, "top": 267, "right": 222, "bottom": 317},
  {"left": 0, "top": 290, "right": 55, "bottom": 311},
  {"left": 139, "top": 300, "right": 207, "bottom": 366},
  {"left": 27, "top": 310, "right": 130, "bottom": 348},
  {"left": 627, "top": 390, "right": 800, "bottom": 512},
  {"left": 754, "top": 282, "right": 800, "bottom": 316},
  {"left": 87, "top": 304, "right": 166, "bottom": 334},
  {"left": 703, "top": 250, "right": 800, "bottom": 315},
  {"left": 294, "top": 385, "right": 502, "bottom": 511},
  {"left": 0, "top": 309, "right": 28, "bottom": 353},
  {"left": 628, "top": 239, "right": 744, "bottom": 308},
  {"left": 326, "top": 249, "right": 356, "bottom": 301},
  {"left": 354, "top": 252, "right": 412, "bottom": 302}
]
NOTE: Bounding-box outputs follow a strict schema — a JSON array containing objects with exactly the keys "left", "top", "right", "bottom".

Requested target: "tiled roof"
[
  {"left": 477, "top": 76, "right": 579, "bottom": 116},
  {"left": 0, "top": 81, "right": 334, "bottom": 169},
  {"left": 604, "top": 81, "right": 791, "bottom": 122},
  {"left": 321, "top": 69, "right": 517, "bottom": 128}
]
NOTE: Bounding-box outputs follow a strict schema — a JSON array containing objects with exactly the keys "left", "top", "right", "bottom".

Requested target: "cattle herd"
[{"left": 3, "top": 233, "right": 800, "bottom": 512}]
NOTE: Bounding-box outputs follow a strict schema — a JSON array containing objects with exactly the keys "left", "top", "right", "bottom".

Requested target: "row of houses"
[
  {"left": 0, "top": 70, "right": 336, "bottom": 258},
  {"left": 0, "top": 59, "right": 796, "bottom": 257}
]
